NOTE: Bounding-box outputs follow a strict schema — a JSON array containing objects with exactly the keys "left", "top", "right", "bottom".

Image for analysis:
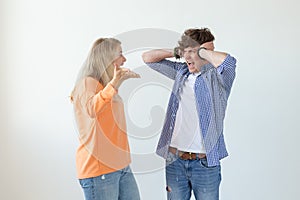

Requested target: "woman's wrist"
[{"left": 109, "top": 79, "right": 119, "bottom": 90}]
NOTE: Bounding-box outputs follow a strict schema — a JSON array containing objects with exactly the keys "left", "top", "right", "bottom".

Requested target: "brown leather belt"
[{"left": 169, "top": 147, "right": 206, "bottom": 160}]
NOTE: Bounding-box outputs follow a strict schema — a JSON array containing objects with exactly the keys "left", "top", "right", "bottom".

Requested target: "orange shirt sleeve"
[{"left": 79, "top": 78, "right": 117, "bottom": 118}]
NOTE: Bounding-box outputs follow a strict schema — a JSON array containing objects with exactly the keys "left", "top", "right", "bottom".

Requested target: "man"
[{"left": 142, "top": 28, "right": 236, "bottom": 200}]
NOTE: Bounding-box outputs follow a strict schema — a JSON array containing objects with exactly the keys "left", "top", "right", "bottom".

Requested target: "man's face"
[
  {"left": 183, "top": 41, "right": 214, "bottom": 73},
  {"left": 183, "top": 46, "right": 202, "bottom": 73}
]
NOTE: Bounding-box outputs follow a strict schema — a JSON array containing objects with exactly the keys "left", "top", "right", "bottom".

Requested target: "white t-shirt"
[{"left": 170, "top": 72, "right": 206, "bottom": 153}]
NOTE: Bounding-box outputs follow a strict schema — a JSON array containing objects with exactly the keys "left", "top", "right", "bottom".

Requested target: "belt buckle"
[{"left": 189, "top": 152, "right": 192, "bottom": 160}]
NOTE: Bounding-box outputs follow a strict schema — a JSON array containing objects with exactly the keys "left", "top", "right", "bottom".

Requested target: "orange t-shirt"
[{"left": 71, "top": 77, "right": 131, "bottom": 179}]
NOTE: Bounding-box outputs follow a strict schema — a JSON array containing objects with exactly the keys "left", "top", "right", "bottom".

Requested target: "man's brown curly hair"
[{"left": 177, "top": 28, "right": 215, "bottom": 54}]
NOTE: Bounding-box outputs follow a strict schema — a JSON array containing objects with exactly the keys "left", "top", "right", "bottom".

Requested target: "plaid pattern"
[{"left": 146, "top": 55, "right": 236, "bottom": 166}]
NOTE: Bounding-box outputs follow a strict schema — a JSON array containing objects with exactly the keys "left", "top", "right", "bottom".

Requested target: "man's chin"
[{"left": 188, "top": 68, "right": 196, "bottom": 73}]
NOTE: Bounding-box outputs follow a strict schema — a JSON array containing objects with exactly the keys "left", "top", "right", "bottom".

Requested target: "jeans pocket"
[
  {"left": 166, "top": 151, "right": 177, "bottom": 166},
  {"left": 199, "top": 158, "right": 218, "bottom": 169},
  {"left": 79, "top": 177, "right": 94, "bottom": 189}
]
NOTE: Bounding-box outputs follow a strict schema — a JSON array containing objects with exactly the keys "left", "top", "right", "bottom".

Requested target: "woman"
[{"left": 71, "top": 38, "right": 140, "bottom": 200}]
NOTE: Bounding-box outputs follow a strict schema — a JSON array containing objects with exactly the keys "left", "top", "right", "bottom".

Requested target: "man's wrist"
[
  {"left": 197, "top": 47, "right": 207, "bottom": 60},
  {"left": 173, "top": 47, "right": 181, "bottom": 59}
]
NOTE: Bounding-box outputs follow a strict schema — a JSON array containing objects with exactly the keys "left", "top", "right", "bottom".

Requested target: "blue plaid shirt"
[{"left": 146, "top": 55, "right": 237, "bottom": 166}]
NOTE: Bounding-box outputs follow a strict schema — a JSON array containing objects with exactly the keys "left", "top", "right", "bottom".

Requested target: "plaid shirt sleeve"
[
  {"left": 217, "top": 54, "right": 237, "bottom": 95},
  {"left": 145, "top": 59, "right": 186, "bottom": 80}
]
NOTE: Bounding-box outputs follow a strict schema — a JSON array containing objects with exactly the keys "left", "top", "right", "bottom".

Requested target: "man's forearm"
[
  {"left": 198, "top": 48, "right": 228, "bottom": 68},
  {"left": 142, "top": 49, "right": 174, "bottom": 63}
]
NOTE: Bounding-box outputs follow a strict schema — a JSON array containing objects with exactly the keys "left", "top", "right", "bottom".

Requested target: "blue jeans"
[
  {"left": 79, "top": 166, "right": 140, "bottom": 200},
  {"left": 166, "top": 151, "right": 221, "bottom": 200}
]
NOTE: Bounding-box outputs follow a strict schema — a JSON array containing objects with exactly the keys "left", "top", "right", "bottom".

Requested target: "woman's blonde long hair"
[
  {"left": 70, "top": 38, "right": 121, "bottom": 101},
  {"left": 75, "top": 38, "right": 121, "bottom": 86}
]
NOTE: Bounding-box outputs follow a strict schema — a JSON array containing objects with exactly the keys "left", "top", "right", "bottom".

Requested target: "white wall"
[{"left": 1, "top": 0, "right": 300, "bottom": 199}]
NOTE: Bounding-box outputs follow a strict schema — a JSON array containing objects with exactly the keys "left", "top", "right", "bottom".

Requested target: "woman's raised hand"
[{"left": 110, "top": 64, "right": 140, "bottom": 89}]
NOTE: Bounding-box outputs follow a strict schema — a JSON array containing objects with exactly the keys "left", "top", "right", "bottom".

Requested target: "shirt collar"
[
  {"left": 192, "top": 71, "right": 201, "bottom": 76},
  {"left": 200, "top": 63, "right": 214, "bottom": 74},
  {"left": 186, "top": 63, "right": 212, "bottom": 77}
]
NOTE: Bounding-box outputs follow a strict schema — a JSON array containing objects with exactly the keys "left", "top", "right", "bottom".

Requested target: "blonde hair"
[
  {"left": 75, "top": 38, "right": 121, "bottom": 86},
  {"left": 70, "top": 38, "right": 121, "bottom": 101}
]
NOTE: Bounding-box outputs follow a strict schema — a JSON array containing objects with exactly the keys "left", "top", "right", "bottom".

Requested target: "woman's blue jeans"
[
  {"left": 166, "top": 151, "right": 221, "bottom": 200},
  {"left": 79, "top": 166, "right": 140, "bottom": 200}
]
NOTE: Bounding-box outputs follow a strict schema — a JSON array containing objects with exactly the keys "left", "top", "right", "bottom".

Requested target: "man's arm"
[
  {"left": 198, "top": 45, "right": 237, "bottom": 94},
  {"left": 198, "top": 48, "right": 228, "bottom": 68},
  {"left": 142, "top": 49, "right": 185, "bottom": 80},
  {"left": 142, "top": 49, "right": 174, "bottom": 63}
]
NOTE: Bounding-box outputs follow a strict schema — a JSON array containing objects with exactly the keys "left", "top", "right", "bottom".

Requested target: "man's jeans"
[
  {"left": 79, "top": 166, "right": 140, "bottom": 200},
  {"left": 166, "top": 151, "right": 221, "bottom": 200}
]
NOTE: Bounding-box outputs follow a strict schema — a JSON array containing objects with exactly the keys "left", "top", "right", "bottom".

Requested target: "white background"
[{"left": 1, "top": 0, "right": 300, "bottom": 199}]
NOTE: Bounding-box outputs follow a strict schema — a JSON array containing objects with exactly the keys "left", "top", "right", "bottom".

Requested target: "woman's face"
[
  {"left": 107, "top": 45, "right": 127, "bottom": 78},
  {"left": 113, "top": 45, "right": 126, "bottom": 67}
]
